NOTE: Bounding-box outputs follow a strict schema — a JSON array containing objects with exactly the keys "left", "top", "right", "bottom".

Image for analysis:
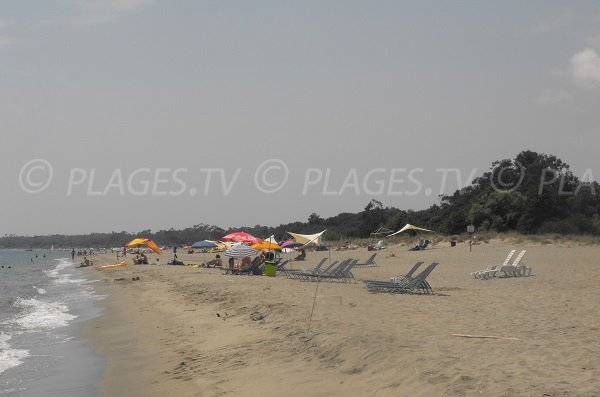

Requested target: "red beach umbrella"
[{"left": 221, "top": 232, "right": 262, "bottom": 245}]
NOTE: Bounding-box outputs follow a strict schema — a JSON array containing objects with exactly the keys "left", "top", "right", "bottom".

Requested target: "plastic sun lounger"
[
  {"left": 499, "top": 250, "right": 532, "bottom": 277},
  {"left": 366, "top": 262, "right": 439, "bottom": 294},
  {"left": 471, "top": 250, "right": 516, "bottom": 279}
]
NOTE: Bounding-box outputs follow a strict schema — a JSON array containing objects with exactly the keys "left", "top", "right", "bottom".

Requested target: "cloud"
[
  {"left": 570, "top": 48, "right": 600, "bottom": 87},
  {"left": 61, "top": 0, "right": 155, "bottom": 25},
  {"left": 536, "top": 89, "right": 572, "bottom": 106},
  {"left": 530, "top": 13, "right": 573, "bottom": 34}
]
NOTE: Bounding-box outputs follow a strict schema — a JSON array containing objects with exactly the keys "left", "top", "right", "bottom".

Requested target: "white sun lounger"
[{"left": 471, "top": 250, "right": 516, "bottom": 279}]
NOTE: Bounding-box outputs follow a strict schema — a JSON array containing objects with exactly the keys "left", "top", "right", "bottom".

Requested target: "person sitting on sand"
[
  {"left": 203, "top": 254, "right": 222, "bottom": 268},
  {"left": 240, "top": 256, "right": 252, "bottom": 270},
  {"left": 80, "top": 257, "right": 92, "bottom": 267},
  {"left": 139, "top": 252, "right": 148, "bottom": 264},
  {"left": 294, "top": 249, "right": 306, "bottom": 261},
  {"left": 228, "top": 257, "right": 235, "bottom": 272}
]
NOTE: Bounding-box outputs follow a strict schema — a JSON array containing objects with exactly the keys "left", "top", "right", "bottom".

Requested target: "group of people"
[
  {"left": 77, "top": 257, "right": 94, "bottom": 268},
  {"left": 133, "top": 252, "right": 149, "bottom": 264}
]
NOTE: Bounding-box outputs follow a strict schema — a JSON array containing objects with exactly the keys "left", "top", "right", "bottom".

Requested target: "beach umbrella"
[
  {"left": 224, "top": 244, "right": 259, "bottom": 259},
  {"left": 221, "top": 232, "right": 262, "bottom": 245},
  {"left": 252, "top": 241, "right": 282, "bottom": 251},
  {"left": 281, "top": 240, "right": 303, "bottom": 249},
  {"left": 192, "top": 240, "right": 218, "bottom": 249},
  {"left": 124, "top": 238, "right": 162, "bottom": 254},
  {"left": 192, "top": 240, "right": 219, "bottom": 265}
]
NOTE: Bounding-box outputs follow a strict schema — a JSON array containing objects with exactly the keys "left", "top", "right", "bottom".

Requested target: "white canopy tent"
[
  {"left": 387, "top": 224, "right": 433, "bottom": 237},
  {"left": 287, "top": 230, "right": 326, "bottom": 246},
  {"left": 263, "top": 235, "right": 278, "bottom": 244}
]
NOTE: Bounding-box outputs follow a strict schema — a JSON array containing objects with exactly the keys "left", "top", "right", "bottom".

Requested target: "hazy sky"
[{"left": 2, "top": 1, "right": 600, "bottom": 236}]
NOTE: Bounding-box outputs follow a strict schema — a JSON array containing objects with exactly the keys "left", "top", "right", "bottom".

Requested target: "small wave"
[
  {"left": 53, "top": 276, "right": 87, "bottom": 285},
  {"left": 33, "top": 286, "right": 47, "bottom": 295},
  {"left": 12, "top": 298, "right": 77, "bottom": 330},
  {"left": 44, "top": 258, "right": 74, "bottom": 279},
  {"left": 0, "top": 333, "right": 29, "bottom": 375}
]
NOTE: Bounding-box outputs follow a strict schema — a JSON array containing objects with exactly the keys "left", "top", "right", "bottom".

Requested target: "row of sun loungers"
[
  {"left": 471, "top": 249, "right": 533, "bottom": 279},
  {"left": 284, "top": 259, "right": 358, "bottom": 283}
]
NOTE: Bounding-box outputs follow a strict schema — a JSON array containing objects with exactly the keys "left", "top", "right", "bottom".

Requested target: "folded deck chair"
[{"left": 471, "top": 250, "right": 515, "bottom": 279}]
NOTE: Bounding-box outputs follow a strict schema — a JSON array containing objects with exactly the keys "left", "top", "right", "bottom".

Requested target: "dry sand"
[{"left": 83, "top": 240, "right": 600, "bottom": 397}]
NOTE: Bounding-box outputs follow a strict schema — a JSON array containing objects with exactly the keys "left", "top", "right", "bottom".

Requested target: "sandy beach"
[{"left": 83, "top": 240, "right": 600, "bottom": 397}]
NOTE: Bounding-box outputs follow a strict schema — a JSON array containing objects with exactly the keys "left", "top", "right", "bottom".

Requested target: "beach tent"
[
  {"left": 124, "top": 238, "right": 162, "bottom": 254},
  {"left": 263, "top": 235, "right": 278, "bottom": 244},
  {"left": 387, "top": 224, "right": 435, "bottom": 249},
  {"left": 287, "top": 230, "right": 326, "bottom": 246}
]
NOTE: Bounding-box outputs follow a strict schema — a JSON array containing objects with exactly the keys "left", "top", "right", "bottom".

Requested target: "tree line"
[{"left": 2, "top": 150, "right": 599, "bottom": 249}]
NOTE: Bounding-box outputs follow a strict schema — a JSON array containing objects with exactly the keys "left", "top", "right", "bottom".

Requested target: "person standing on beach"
[{"left": 71, "top": 248, "right": 75, "bottom": 261}]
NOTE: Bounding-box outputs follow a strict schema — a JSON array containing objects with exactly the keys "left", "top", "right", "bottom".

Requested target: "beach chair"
[
  {"left": 283, "top": 258, "right": 327, "bottom": 277},
  {"left": 275, "top": 260, "right": 290, "bottom": 271},
  {"left": 363, "top": 261, "right": 424, "bottom": 285},
  {"left": 355, "top": 253, "right": 378, "bottom": 267},
  {"left": 366, "top": 262, "right": 439, "bottom": 294},
  {"left": 222, "top": 257, "right": 264, "bottom": 275},
  {"left": 304, "top": 259, "right": 358, "bottom": 283},
  {"left": 471, "top": 250, "right": 515, "bottom": 279},
  {"left": 499, "top": 250, "right": 531, "bottom": 277},
  {"left": 287, "top": 259, "right": 343, "bottom": 280},
  {"left": 294, "top": 259, "right": 351, "bottom": 282},
  {"left": 409, "top": 240, "right": 430, "bottom": 251}
]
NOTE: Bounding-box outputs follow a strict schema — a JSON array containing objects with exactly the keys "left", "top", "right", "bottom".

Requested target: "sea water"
[{"left": 0, "top": 250, "right": 105, "bottom": 396}]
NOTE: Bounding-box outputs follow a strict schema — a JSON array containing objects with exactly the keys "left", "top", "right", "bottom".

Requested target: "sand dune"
[{"left": 84, "top": 240, "right": 600, "bottom": 396}]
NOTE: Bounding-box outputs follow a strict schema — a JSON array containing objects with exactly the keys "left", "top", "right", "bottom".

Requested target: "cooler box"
[{"left": 264, "top": 261, "right": 277, "bottom": 277}]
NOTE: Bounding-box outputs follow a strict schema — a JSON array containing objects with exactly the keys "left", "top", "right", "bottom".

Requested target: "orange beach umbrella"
[
  {"left": 124, "top": 238, "right": 162, "bottom": 254},
  {"left": 251, "top": 241, "right": 282, "bottom": 251}
]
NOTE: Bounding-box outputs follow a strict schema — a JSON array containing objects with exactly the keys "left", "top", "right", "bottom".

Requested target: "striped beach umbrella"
[{"left": 224, "top": 244, "right": 259, "bottom": 259}]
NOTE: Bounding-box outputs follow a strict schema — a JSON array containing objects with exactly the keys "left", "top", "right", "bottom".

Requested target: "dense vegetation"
[{"left": 2, "top": 150, "right": 599, "bottom": 249}]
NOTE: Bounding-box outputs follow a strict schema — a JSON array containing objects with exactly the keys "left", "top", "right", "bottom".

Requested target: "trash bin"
[
  {"left": 450, "top": 240, "right": 457, "bottom": 247},
  {"left": 264, "top": 261, "right": 276, "bottom": 277}
]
